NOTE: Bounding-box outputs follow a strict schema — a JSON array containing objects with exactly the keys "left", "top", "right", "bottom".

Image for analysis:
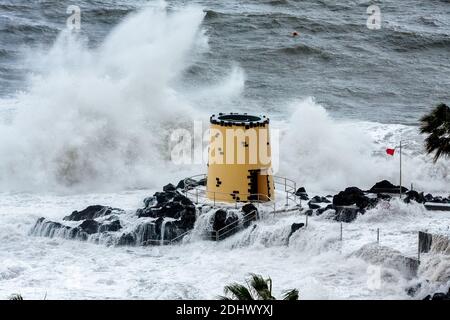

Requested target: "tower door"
[
  {"left": 248, "top": 169, "right": 259, "bottom": 200},
  {"left": 248, "top": 169, "right": 271, "bottom": 201}
]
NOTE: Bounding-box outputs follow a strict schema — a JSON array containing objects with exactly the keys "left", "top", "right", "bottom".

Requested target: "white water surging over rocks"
[
  {"left": 280, "top": 98, "right": 450, "bottom": 194},
  {"left": 0, "top": 4, "right": 244, "bottom": 192}
]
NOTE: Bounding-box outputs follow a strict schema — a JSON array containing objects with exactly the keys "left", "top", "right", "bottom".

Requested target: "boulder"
[
  {"left": 308, "top": 202, "right": 321, "bottom": 209},
  {"left": 163, "top": 183, "right": 176, "bottom": 192},
  {"left": 333, "top": 187, "right": 365, "bottom": 206},
  {"left": 78, "top": 220, "right": 100, "bottom": 234},
  {"left": 333, "top": 187, "right": 378, "bottom": 212},
  {"left": 212, "top": 209, "right": 238, "bottom": 232},
  {"left": 63, "top": 205, "right": 123, "bottom": 221},
  {"left": 423, "top": 288, "right": 450, "bottom": 300},
  {"left": 242, "top": 203, "right": 259, "bottom": 227},
  {"left": 288, "top": 223, "right": 304, "bottom": 238},
  {"left": 369, "top": 180, "right": 408, "bottom": 193},
  {"left": 99, "top": 219, "right": 122, "bottom": 232},
  {"left": 309, "top": 196, "right": 322, "bottom": 204},
  {"left": 138, "top": 191, "right": 195, "bottom": 220},
  {"left": 404, "top": 190, "right": 425, "bottom": 204},
  {"left": 242, "top": 203, "right": 258, "bottom": 215},
  {"left": 295, "top": 187, "right": 309, "bottom": 200},
  {"left": 32, "top": 187, "right": 197, "bottom": 246},
  {"left": 295, "top": 187, "right": 307, "bottom": 194}
]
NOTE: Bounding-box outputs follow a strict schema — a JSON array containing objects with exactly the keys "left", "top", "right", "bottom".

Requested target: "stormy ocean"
[{"left": 0, "top": 0, "right": 449, "bottom": 299}]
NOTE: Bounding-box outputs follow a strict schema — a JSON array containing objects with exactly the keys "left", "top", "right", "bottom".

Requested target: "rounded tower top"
[{"left": 210, "top": 112, "right": 269, "bottom": 127}]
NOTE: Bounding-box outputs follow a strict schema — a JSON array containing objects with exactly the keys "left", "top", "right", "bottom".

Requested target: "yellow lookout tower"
[{"left": 206, "top": 113, "right": 275, "bottom": 203}]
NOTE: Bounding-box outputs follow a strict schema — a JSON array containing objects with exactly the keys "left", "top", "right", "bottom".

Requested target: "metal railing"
[
  {"left": 141, "top": 228, "right": 192, "bottom": 246},
  {"left": 138, "top": 175, "right": 301, "bottom": 246},
  {"left": 209, "top": 209, "right": 258, "bottom": 241},
  {"left": 140, "top": 210, "right": 258, "bottom": 245},
  {"left": 182, "top": 174, "right": 301, "bottom": 213}
]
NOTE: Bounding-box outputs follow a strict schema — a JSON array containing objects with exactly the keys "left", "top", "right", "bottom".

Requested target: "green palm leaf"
[
  {"left": 220, "top": 274, "right": 299, "bottom": 301},
  {"left": 9, "top": 294, "right": 23, "bottom": 300},
  {"left": 420, "top": 103, "right": 450, "bottom": 162},
  {"left": 282, "top": 289, "right": 299, "bottom": 301},
  {"left": 248, "top": 274, "right": 274, "bottom": 300},
  {"left": 223, "top": 283, "right": 255, "bottom": 300}
]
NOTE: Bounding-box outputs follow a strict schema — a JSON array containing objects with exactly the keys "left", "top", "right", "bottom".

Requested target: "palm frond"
[
  {"left": 221, "top": 274, "right": 300, "bottom": 301},
  {"left": 224, "top": 283, "right": 254, "bottom": 300},
  {"left": 9, "top": 294, "right": 23, "bottom": 300},
  {"left": 282, "top": 289, "right": 299, "bottom": 301},
  {"left": 420, "top": 103, "right": 450, "bottom": 162},
  {"left": 248, "top": 274, "right": 274, "bottom": 300}
]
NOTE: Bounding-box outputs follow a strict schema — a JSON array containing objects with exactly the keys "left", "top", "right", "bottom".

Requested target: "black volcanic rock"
[
  {"left": 333, "top": 187, "right": 365, "bottom": 206},
  {"left": 212, "top": 209, "right": 237, "bottom": 232},
  {"left": 64, "top": 205, "right": 123, "bottom": 221},
  {"left": 330, "top": 187, "right": 380, "bottom": 222},
  {"left": 32, "top": 186, "right": 198, "bottom": 246},
  {"left": 242, "top": 203, "right": 258, "bottom": 227},
  {"left": 333, "top": 187, "right": 378, "bottom": 212},
  {"left": 289, "top": 223, "right": 304, "bottom": 238},
  {"left": 99, "top": 219, "right": 122, "bottom": 232},
  {"left": 369, "top": 180, "right": 408, "bottom": 193},
  {"left": 163, "top": 183, "right": 176, "bottom": 192},
  {"left": 295, "top": 187, "right": 309, "bottom": 200},
  {"left": 138, "top": 191, "right": 195, "bottom": 220},
  {"left": 78, "top": 220, "right": 100, "bottom": 234},
  {"left": 209, "top": 205, "right": 258, "bottom": 240},
  {"left": 309, "top": 196, "right": 321, "bottom": 204},
  {"left": 308, "top": 202, "right": 321, "bottom": 209},
  {"left": 404, "top": 190, "right": 426, "bottom": 204},
  {"left": 423, "top": 287, "right": 450, "bottom": 300}
]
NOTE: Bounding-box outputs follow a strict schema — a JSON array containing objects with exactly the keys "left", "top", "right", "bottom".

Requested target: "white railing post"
[{"left": 286, "top": 190, "right": 289, "bottom": 207}]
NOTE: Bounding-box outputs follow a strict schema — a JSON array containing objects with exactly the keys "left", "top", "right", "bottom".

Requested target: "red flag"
[{"left": 386, "top": 148, "right": 395, "bottom": 156}]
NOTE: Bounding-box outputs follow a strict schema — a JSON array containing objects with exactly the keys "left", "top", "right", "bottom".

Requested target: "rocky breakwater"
[
  {"left": 30, "top": 183, "right": 197, "bottom": 246},
  {"left": 30, "top": 179, "right": 260, "bottom": 246},
  {"left": 295, "top": 180, "right": 450, "bottom": 223}
]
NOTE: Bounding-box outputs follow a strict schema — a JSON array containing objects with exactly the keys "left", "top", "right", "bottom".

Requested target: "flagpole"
[{"left": 399, "top": 140, "right": 402, "bottom": 199}]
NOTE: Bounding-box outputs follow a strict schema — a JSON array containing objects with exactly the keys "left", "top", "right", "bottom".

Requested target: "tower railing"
[{"left": 182, "top": 174, "right": 301, "bottom": 213}]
